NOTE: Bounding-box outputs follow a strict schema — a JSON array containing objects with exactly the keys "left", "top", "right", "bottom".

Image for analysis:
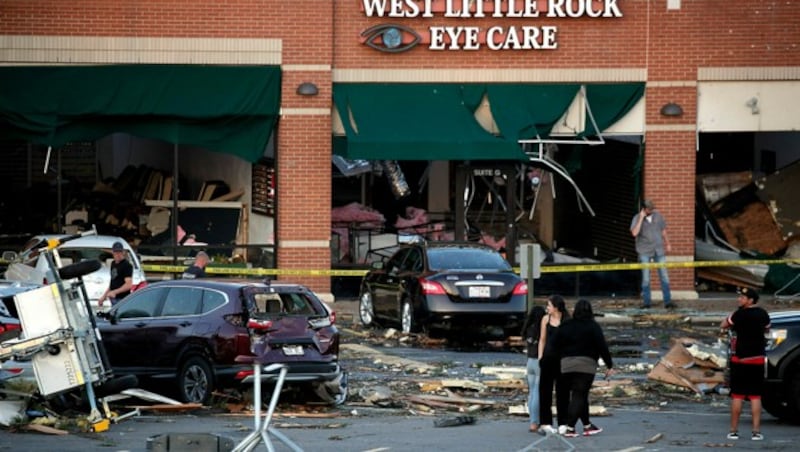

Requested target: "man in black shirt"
[
  {"left": 98, "top": 241, "right": 133, "bottom": 308},
  {"left": 720, "top": 287, "right": 771, "bottom": 441},
  {"left": 182, "top": 251, "right": 209, "bottom": 279}
]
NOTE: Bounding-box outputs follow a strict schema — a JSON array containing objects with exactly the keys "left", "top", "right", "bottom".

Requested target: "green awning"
[
  {"left": 486, "top": 84, "right": 581, "bottom": 141},
  {"left": 582, "top": 83, "right": 645, "bottom": 137},
  {"left": 0, "top": 65, "right": 281, "bottom": 162},
  {"left": 333, "top": 83, "right": 527, "bottom": 161},
  {"left": 333, "top": 83, "right": 644, "bottom": 161}
]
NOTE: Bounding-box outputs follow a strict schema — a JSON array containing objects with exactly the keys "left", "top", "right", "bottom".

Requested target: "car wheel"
[
  {"left": 312, "top": 371, "right": 348, "bottom": 406},
  {"left": 764, "top": 365, "right": 800, "bottom": 423},
  {"left": 359, "top": 290, "right": 376, "bottom": 327},
  {"left": 789, "top": 366, "right": 800, "bottom": 423},
  {"left": 178, "top": 356, "right": 214, "bottom": 404},
  {"left": 401, "top": 299, "right": 418, "bottom": 334}
]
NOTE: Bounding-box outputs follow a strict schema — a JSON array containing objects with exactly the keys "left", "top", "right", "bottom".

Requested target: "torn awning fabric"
[
  {"left": 333, "top": 83, "right": 527, "bottom": 161},
  {"left": 0, "top": 65, "right": 281, "bottom": 163},
  {"left": 333, "top": 82, "right": 645, "bottom": 161}
]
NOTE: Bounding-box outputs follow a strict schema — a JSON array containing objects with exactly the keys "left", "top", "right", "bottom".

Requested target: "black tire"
[
  {"left": 177, "top": 356, "right": 214, "bottom": 404},
  {"left": 94, "top": 374, "right": 139, "bottom": 398},
  {"left": 359, "top": 290, "right": 377, "bottom": 327},
  {"left": 58, "top": 259, "right": 101, "bottom": 280},
  {"left": 763, "top": 366, "right": 800, "bottom": 423},
  {"left": 788, "top": 367, "right": 800, "bottom": 423}
]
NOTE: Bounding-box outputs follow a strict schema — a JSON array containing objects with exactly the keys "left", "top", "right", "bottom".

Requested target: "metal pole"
[
  {"left": 57, "top": 148, "right": 62, "bottom": 233},
  {"left": 172, "top": 143, "right": 179, "bottom": 266},
  {"left": 526, "top": 245, "right": 534, "bottom": 313}
]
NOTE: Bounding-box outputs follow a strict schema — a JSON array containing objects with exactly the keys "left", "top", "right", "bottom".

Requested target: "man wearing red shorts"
[{"left": 720, "top": 287, "right": 770, "bottom": 441}]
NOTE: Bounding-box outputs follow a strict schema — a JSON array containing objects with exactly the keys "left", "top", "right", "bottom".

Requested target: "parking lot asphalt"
[{"left": 2, "top": 396, "right": 797, "bottom": 451}]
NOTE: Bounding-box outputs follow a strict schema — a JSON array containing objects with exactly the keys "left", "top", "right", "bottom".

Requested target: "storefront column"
[
  {"left": 276, "top": 108, "right": 333, "bottom": 299},
  {"left": 642, "top": 129, "right": 697, "bottom": 300}
]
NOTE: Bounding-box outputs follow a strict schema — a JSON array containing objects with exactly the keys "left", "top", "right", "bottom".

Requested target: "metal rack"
[{"left": 0, "top": 228, "right": 115, "bottom": 430}]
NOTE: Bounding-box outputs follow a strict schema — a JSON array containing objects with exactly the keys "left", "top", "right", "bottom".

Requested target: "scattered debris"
[
  {"left": 24, "top": 423, "right": 69, "bottom": 435},
  {"left": 419, "top": 379, "right": 486, "bottom": 392},
  {"left": 433, "top": 415, "right": 476, "bottom": 427},
  {"left": 645, "top": 432, "right": 664, "bottom": 443},
  {"left": 647, "top": 338, "right": 726, "bottom": 394},
  {"left": 479, "top": 366, "right": 526, "bottom": 380},
  {"left": 0, "top": 400, "right": 26, "bottom": 427}
]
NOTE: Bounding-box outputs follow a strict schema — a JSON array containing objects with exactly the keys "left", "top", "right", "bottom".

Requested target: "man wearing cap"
[
  {"left": 98, "top": 241, "right": 133, "bottom": 308},
  {"left": 720, "top": 287, "right": 770, "bottom": 441},
  {"left": 630, "top": 199, "right": 674, "bottom": 309}
]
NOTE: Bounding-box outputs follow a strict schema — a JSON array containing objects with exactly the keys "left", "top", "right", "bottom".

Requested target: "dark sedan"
[
  {"left": 97, "top": 279, "right": 345, "bottom": 404},
  {"left": 358, "top": 241, "right": 527, "bottom": 338}
]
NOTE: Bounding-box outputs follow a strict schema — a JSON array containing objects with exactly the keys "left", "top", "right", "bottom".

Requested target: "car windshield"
[{"left": 426, "top": 247, "right": 512, "bottom": 271}]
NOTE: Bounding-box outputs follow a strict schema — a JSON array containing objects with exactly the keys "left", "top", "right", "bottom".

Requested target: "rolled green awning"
[{"left": 0, "top": 64, "right": 281, "bottom": 162}]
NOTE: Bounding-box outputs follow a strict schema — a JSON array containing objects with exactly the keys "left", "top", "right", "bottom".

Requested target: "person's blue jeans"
[
  {"left": 526, "top": 357, "right": 541, "bottom": 425},
  {"left": 639, "top": 252, "right": 671, "bottom": 307}
]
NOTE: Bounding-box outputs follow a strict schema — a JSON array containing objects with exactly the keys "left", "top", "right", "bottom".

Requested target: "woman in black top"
[
  {"left": 537, "top": 294, "right": 570, "bottom": 433},
  {"left": 551, "top": 299, "right": 613, "bottom": 437}
]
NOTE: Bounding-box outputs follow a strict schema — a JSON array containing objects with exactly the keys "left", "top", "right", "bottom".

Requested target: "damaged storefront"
[
  {"left": 695, "top": 77, "right": 800, "bottom": 298},
  {"left": 330, "top": 82, "right": 646, "bottom": 287},
  {"left": 0, "top": 63, "right": 282, "bottom": 269}
]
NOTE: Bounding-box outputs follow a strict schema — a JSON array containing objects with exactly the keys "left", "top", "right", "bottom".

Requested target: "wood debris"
[
  {"left": 128, "top": 402, "right": 203, "bottom": 412},
  {"left": 478, "top": 366, "right": 525, "bottom": 380},
  {"left": 647, "top": 338, "right": 726, "bottom": 393},
  {"left": 483, "top": 379, "right": 526, "bottom": 390},
  {"left": 24, "top": 424, "right": 69, "bottom": 435},
  {"left": 418, "top": 379, "right": 486, "bottom": 392}
]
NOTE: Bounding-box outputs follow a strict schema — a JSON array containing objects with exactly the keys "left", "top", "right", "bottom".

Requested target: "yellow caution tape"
[
  {"left": 141, "top": 264, "right": 368, "bottom": 277},
  {"left": 535, "top": 258, "right": 800, "bottom": 274},
  {"left": 141, "top": 258, "right": 800, "bottom": 278}
]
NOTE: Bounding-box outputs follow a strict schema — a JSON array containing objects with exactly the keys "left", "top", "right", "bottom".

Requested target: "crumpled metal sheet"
[{"left": 381, "top": 160, "right": 410, "bottom": 199}]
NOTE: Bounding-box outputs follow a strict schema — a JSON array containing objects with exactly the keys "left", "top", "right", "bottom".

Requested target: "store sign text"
[{"left": 360, "top": 0, "right": 623, "bottom": 51}]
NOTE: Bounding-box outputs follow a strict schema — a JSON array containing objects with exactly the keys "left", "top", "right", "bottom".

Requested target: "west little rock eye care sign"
[{"left": 360, "top": 0, "right": 623, "bottom": 51}]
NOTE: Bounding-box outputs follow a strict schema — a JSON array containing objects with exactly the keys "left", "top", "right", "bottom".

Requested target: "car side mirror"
[
  {"left": 96, "top": 310, "right": 118, "bottom": 325},
  {"left": 371, "top": 261, "right": 384, "bottom": 270},
  {"left": 2, "top": 251, "right": 17, "bottom": 262}
]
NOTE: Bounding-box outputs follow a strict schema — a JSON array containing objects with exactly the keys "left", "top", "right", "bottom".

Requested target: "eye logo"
[{"left": 360, "top": 24, "right": 421, "bottom": 53}]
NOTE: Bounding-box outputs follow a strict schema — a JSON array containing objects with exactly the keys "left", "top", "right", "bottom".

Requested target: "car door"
[
  {"left": 389, "top": 247, "right": 423, "bottom": 318},
  {"left": 373, "top": 248, "right": 411, "bottom": 319},
  {"left": 147, "top": 286, "right": 205, "bottom": 368},
  {"left": 100, "top": 286, "right": 168, "bottom": 368}
]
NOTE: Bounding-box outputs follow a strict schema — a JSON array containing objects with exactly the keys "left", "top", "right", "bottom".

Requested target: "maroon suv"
[{"left": 97, "top": 279, "right": 345, "bottom": 404}]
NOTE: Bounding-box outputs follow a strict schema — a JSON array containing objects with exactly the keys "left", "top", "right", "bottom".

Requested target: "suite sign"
[{"left": 360, "top": 0, "right": 623, "bottom": 52}]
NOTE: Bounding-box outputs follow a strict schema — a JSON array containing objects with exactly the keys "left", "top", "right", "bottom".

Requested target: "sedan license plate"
[
  {"left": 282, "top": 345, "right": 304, "bottom": 356},
  {"left": 468, "top": 286, "right": 491, "bottom": 298}
]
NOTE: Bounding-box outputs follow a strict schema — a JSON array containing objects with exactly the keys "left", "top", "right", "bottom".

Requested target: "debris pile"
[
  {"left": 647, "top": 337, "right": 728, "bottom": 394},
  {"left": 697, "top": 166, "right": 800, "bottom": 294}
]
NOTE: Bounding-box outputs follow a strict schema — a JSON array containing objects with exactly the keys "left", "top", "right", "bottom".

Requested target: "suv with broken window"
[
  {"left": 97, "top": 279, "right": 346, "bottom": 405},
  {"left": 762, "top": 310, "right": 800, "bottom": 423}
]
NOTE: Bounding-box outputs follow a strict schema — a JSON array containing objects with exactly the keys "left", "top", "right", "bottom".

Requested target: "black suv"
[{"left": 763, "top": 310, "right": 800, "bottom": 422}]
